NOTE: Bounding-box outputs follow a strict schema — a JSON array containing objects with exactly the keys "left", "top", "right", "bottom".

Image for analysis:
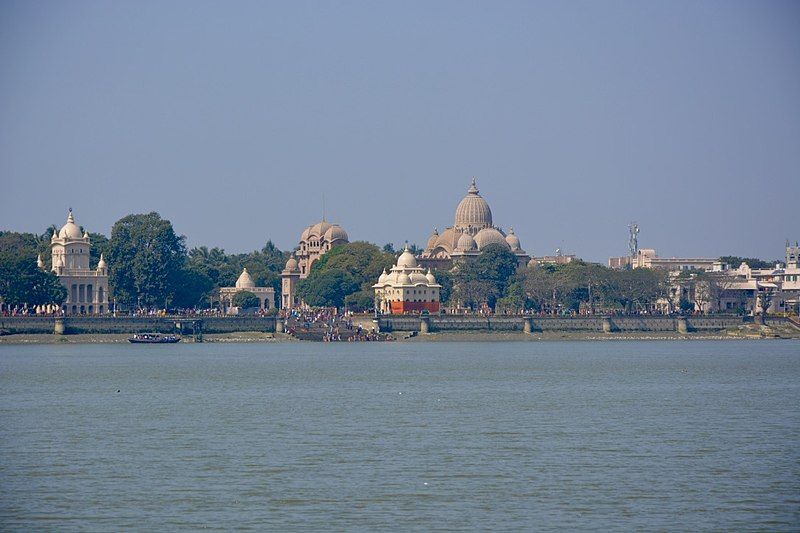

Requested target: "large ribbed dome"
[{"left": 454, "top": 178, "right": 492, "bottom": 231}]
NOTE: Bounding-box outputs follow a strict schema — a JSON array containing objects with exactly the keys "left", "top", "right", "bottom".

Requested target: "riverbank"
[
  {"left": 0, "top": 332, "right": 295, "bottom": 344},
  {"left": 1, "top": 325, "right": 797, "bottom": 344}
]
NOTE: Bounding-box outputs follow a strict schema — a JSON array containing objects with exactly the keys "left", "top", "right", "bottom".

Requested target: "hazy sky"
[{"left": 1, "top": 0, "right": 798, "bottom": 262}]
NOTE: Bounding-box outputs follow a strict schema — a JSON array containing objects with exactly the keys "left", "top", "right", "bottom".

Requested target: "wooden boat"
[{"left": 128, "top": 333, "right": 181, "bottom": 344}]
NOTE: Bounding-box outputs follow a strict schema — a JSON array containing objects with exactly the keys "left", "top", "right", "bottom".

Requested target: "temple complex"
[{"left": 418, "top": 179, "right": 530, "bottom": 270}]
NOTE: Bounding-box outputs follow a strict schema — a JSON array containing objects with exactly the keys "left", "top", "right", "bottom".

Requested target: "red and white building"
[{"left": 373, "top": 245, "right": 441, "bottom": 314}]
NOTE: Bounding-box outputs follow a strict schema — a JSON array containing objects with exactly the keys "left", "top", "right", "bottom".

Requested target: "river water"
[{"left": 1, "top": 340, "right": 798, "bottom": 531}]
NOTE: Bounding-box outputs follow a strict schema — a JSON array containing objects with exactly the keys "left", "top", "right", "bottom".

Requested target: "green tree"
[
  {"left": 232, "top": 290, "right": 260, "bottom": 309},
  {"left": 344, "top": 290, "right": 375, "bottom": 312},
  {"left": 297, "top": 269, "right": 359, "bottom": 308},
  {"left": 0, "top": 253, "right": 67, "bottom": 308},
  {"left": 106, "top": 212, "right": 187, "bottom": 308},
  {"left": 433, "top": 269, "right": 454, "bottom": 304},
  {"left": 719, "top": 256, "right": 775, "bottom": 269}
]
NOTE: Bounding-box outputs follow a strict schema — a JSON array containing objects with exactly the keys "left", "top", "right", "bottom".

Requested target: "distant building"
[
  {"left": 609, "top": 248, "right": 717, "bottom": 271},
  {"left": 295, "top": 220, "right": 349, "bottom": 278},
  {"left": 373, "top": 245, "right": 441, "bottom": 314},
  {"left": 46, "top": 209, "right": 109, "bottom": 315},
  {"left": 281, "top": 255, "right": 301, "bottom": 310},
  {"left": 529, "top": 250, "right": 579, "bottom": 267},
  {"left": 418, "top": 179, "right": 530, "bottom": 270},
  {"left": 219, "top": 268, "right": 275, "bottom": 313},
  {"left": 280, "top": 220, "right": 349, "bottom": 309}
]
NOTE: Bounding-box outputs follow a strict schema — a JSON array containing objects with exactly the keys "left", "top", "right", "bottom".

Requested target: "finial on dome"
[
  {"left": 433, "top": 227, "right": 438, "bottom": 235},
  {"left": 509, "top": 227, "right": 515, "bottom": 234},
  {"left": 468, "top": 177, "right": 479, "bottom": 195},
  {"left": 67, "top": 208, "right": 75, "bottom": 224}
]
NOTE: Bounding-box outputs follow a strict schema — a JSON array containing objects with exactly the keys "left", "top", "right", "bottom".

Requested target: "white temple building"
[
  {"left": 47, "top": 209, "right": 109, "bottom": 315},
  {"left": 219, "top": 268, "right": 275, "bottom": 313},
  {"left": 373, "top": 245, "right": 441, "bottom": 314}
]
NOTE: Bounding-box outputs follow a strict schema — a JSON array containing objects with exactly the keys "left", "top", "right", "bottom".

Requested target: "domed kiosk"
[{"left": 219, "top": 267, "right": 276, "bottom": 313}]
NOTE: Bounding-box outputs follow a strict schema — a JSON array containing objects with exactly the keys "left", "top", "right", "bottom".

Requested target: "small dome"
[
  {"left": 410, "top": 272, "right": 428, "bottom": 284},
  {"left": 433, "top": 228, "right": 459, "bottom": 253},
  {"left": 426, "top": 228, "right": 439, "bottom": 251},
  {"left": 284, "top": 255, "right": 299, "bottom": 272},
  {"left": 309, "top": 221, "right": 332, "bottom": 237},
  {"left": 505, "top": 228, "right": 521, "bottom": 251},
  {"left": 378, "top": 268, "right": 389, "bottom": 284},
  {"left": 475, "top": 227, "right": 510, "bottom": 250},
  {"left": 235, "top": 268, "right": 256, "bottom": 289},
  {"left": 454, "top": 178, "right": 492, "bottom": 231},
  {"left": 58, "top": 210, "right": 83, "bottom": 240},
  {"left": 97, "top": 253, "right": 107, "bottom": 269},
  {"left": 396, "top": 245, "right": 418, "bottom": 269},
  {"left": 456, "top": 232, "right": 477, "bottom": 251},
  {"left": 37, "top": 254, "right": 44, "bottom": 268},
  {"left": 324, "top": 224, "right": 348, "bottom": 242},
  {"left": 425, "top": 269, "right": 437, "bottom": 284},
  {"left": 397, "top": 272, "right": 412, "bottom": 285}
]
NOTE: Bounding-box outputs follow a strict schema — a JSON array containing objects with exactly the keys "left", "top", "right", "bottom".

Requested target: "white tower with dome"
[{"left": 48, "top": 209, "right": 109, "bottom": 315}]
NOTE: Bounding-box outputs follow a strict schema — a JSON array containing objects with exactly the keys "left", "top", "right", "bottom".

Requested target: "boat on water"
[{"left": 128, "top": 333, "right": 181, "bottom": 344}]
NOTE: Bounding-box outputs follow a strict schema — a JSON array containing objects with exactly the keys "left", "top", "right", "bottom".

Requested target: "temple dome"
[
  {"left": 58, "top": 210, "right": 83, "bottom": 240},
  {"left": 454, "top": 178, "right": 492, "bottom": 230},
  {"left": 309, "top": 221, "right": 332, "bottom": 237},
  {"left": 235, "top": 268, "right": 256, "bottom": 289},
  {"left": 434, "top": 228, "right": 459, "bottom": 253},
  {"left": 426, "top": 229, "right": 439, "bottom": 250},
  {"left": 456, "top": 232, "right": 477, "bottom": 251},
  {"left": 378, "top": 268, "right": 389, "bottom": 284},
  {"left": 425, "top": 269, "right": 437, "bottom": 284},
  {"left": 505, "top": 228, "right": 521, "bottom": 251},
  {"left": 397, "top": 245, "right": 418, "bottom": 269},
  {"left": 397, "top": 272, "right": 412, "bottom": 285},
  {"left": 284, "top": 256, "right": 299, "bottom": 272},
  {"left": 324, "top": 225, "right": 348, "bottom": 242},
  {"left": 410, "top": 272, "right": 428, "bottom": 284},
  {"left": 475, "top": 227, "right": 510, "bottom": 250}
]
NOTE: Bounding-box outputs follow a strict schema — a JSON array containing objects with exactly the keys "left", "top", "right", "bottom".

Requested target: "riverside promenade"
[{"left": 2, "top": 314, "right": 797, "bottom": 339}]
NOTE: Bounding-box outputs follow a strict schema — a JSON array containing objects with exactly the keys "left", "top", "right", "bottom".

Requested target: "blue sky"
[{"left": 1, "top": 0, "right": 798, "bottom": 261}]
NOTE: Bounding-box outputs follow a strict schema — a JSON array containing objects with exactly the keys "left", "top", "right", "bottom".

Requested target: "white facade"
[{"left": 219, "top": 268, "right": 275, "bottom": 313}]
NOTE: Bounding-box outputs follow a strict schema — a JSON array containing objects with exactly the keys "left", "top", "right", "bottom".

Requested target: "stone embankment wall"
[
  {"left": 0, "top": 316, "right": 276, "bottom": 335},
  {"left": 379, "top": 315, "right": 747, "bottom": 333}
]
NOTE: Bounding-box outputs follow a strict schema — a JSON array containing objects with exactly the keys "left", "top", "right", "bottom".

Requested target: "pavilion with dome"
[
  {"left": 373, "top": 245, "right": 441, "bottom": 314},
  {"left": 44, "top": 209, "right": 109, "bottom": 315},
  {"left": 418, "top": 179, "right": 530, "bottom": 270},
  {"left": 219, "top": 267, "right": 275, "bottom": 313}
]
